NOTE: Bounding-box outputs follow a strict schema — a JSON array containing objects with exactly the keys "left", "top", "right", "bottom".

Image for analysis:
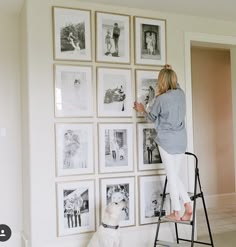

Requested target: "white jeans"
[{"left": 159, "top": 146, "right": 191, "bottom": 211}]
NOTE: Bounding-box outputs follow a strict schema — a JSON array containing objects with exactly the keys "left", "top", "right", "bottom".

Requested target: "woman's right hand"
[{"left": 133, "top": 101, "right": 145, "bottom": 113}]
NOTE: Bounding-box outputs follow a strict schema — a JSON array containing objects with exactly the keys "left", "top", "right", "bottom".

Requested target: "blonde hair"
[{"left": 156, "top": 64, "right": 177, "bottom": 96}]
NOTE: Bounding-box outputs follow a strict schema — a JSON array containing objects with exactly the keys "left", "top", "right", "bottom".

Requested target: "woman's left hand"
[{"left": 133, "top": 101, "right": 145, "bottom": 113}]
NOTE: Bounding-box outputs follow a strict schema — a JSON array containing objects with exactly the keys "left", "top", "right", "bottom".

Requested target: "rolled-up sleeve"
[{"left": 146, "top": 96, "right": 161, "bottom": 122}]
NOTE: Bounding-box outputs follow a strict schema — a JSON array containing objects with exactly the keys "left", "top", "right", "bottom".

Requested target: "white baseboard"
[{"left": 197, "top": 192, "right": 236, "bottom": 209}]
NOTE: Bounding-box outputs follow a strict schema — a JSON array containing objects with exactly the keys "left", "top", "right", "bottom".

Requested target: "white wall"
[
  {"left": 21, "top": 0, "right": 236, "bottom": 246},
  {"left": 0, "top": 12, "right": 22, "bottom": 247}
]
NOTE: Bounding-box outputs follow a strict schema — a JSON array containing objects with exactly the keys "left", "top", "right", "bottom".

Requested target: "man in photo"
[{"left": 112, "top": 23, "right": 120, "bottom": 56}]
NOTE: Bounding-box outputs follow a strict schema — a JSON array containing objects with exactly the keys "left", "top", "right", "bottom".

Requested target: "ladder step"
[
  {"left": 156, "top": 240, "right": 190, "bottom": 246},
  {"left": 160, "top": 217, "right": 192, "bottom": 225}
]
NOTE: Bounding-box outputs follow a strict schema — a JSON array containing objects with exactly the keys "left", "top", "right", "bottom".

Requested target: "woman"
[{"left": 133, "top": 64, "right": 192, "bottom": 221}]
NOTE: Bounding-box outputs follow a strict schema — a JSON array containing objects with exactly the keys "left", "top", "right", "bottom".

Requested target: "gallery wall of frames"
[{"left": 52, "top": 6, "right": 168, "bottom": 237}]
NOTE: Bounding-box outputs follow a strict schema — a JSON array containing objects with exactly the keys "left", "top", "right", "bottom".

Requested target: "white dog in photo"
[{"left": 87, "top": 199, "right": 127, "bottom": 247}]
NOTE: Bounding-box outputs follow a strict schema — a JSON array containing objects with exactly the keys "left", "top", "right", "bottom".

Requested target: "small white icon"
[{"left": 0, "top": 230, "right": 6, "bottom": 237}]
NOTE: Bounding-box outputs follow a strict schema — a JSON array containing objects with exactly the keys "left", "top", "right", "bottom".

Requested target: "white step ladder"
[{"left": 154, "top": 152, "right": 214, "bottom": 247}]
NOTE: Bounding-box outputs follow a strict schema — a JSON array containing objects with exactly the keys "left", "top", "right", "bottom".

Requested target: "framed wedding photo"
[
  {"left": 100, "top": 177, "right": 135, "bottom": 227},
  {"left": 55, "top": 123, "right": 94, "bottom": 176},
  {"left": 134, "top": 16, "right": 166, "bottom": 66},
  {"left": 54, "top": 64, "right": 93, "bottom": 117},
  {"left": 135, "top": 69, "right": 159, "bottom": 117},
  {"left": 98, "top": 123, "right": 133, "bottom": 173},
  {"left": 97, "top": 67, "right": 132, "bottom": 117},
  {"left": 53, "top": 7, "right": 92, "bottom": 61},
  {"left": 137, "top": 123, "right": 163, "bottom": 171},
  {"left": 139, "top": 175, "right": 169, "bottom": 225},
  {"left": 57, "top": 180, "right": 95, "bottom": 236},
  {"left": 96, "top": 11, "right": 131, "bottom": 64}
]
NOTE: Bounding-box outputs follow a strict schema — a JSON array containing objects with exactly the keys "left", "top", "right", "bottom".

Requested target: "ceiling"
[{"left": 1, "top": 0, "right": 236, "bottom": 22}]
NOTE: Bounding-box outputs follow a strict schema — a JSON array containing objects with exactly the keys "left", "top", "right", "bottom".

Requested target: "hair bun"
[{"left": 164, "top": 64, "right": 172, "bottom": 70}]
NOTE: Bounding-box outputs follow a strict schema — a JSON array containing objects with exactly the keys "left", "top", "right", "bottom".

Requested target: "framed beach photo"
[
  {"left": 96, "top": 11, "right": 130, "bottom": 64},
  {"left": 98, "top": 123, "right": 133, "bottom": 173},
  {"left": 53, "top": 6, "right": 92, "bottom": 61},
  {"left": 57, "top": 180, "right": 95, "bottom": 236},
  {"left": 97, "top": 67, "right": 132, "bottom": 117},
  {"left": 55, "top": 123, "right": 94, "bottom": 176},
  {"left": 135, "top": 69, "right": 159, "bottom": 117},
  {"left": 139, "top": 175, "right": 169, "bottom": 225},
  {"left": 134, "top": 16, "right": 166, "bottom": 66},
  {"left": 137, "top": 123, "right": 163, "bottom": 171},
  {"left": 100, "top": 177, "right": 135, "bottom": 227},
  {"left": 54, "top": 64, "right": 93, "bottom": 117}
]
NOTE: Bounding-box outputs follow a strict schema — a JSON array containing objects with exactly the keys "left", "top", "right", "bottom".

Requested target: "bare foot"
[
  {"left": 165, "top": 212, "right": 181, "bottom": 221},
  {"left": 181, "top": 203, "right": 192, "bottom": 221}
]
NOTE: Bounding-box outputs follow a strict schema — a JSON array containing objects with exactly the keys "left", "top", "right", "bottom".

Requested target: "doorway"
[{"left": 191, "top": 46, "right": 235, "bottom": 196}]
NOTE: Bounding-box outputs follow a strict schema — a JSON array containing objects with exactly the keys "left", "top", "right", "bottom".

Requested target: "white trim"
[{"left": 184, "top": 32, "right": 236, "bottom": 192}]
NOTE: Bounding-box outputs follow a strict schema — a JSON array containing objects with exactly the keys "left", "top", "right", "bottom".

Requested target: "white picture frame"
[
  {"left": 139, "top": 175, "right": 169, "bottom": 225},
  {"left": 98, "top": 123, "right": 134, "bottom": 173},
  {"left": 97, "top": 67, "right": 133, "bottom": 117},
  {"left": 53, "top": 6, "right": 92, "bottom": 61},
  {"left": 137, "top": 123, "right": 163, "bottom": 171},
  {"left": 134, "top": 16, "right": 166, "bottom": 66},
  {"left": 55, "top": 123, "right": 94, "bottom": 176},
  {"left": 135, "top": 69, "right": 159, "bottom": 117},
  {"left": 96, "top": 11, "right": 131, "bottom": 64},
  {"left": 57, "top": 180, "right": 95, "bottom": 236},
  {"left": 100, "top": 177, "right": 135, "bottom": 227},
  {"left": 54, "top": 64, "right": 93, "bottom": 117}
]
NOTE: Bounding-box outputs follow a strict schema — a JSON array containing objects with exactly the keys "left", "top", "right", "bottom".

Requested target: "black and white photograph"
[
  {"left": 96, "top": 12, "right": 130, "bottom": 63},
  {"left": 57, "top": 180, "right": 95, "bottom": 236},
  {"left": 97, "top": 67, "right": 132, "bottom": 117},
  {"left": 53, "top": 7, "right": 91, "bottom": 61},
  {"left": 139, "top": 175, "right": 169, "bottom": 225},
  {"left": 137, "top": 123, "right": 163, "bottom": 171},
  {"left": 134, "top": 16, "right": 166, "bottom": 66},
  {"left": 54, "top": 64, "right": 93, "bottom": 117},
  {"left": 99, "top": 123, "right": 133, "bottom": 173},
  {"left": 100, "top": 177, "right": 135, "bottom": 227},
  {"left": 55, "top": 123, "right": 94, "bottom": 176},
  {"left": 135, "top": 69, "right": 159, "bottom": 117}
]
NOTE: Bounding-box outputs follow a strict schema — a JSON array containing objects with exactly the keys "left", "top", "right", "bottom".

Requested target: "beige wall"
[
  {"left": 191, "top": 47, "right": 235, "bottom": 195},
  {"left": 0, "top": 12, "right": 22, "bottom": 247}
]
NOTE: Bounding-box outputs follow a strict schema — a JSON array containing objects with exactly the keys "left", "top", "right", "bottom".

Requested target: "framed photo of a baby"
[
  {"left": 97, "top": 67, "right": 132, "bottom": 117},
  {"left": 98, "top": 123, "right": 134, "bottom": 173},
  {"left": 137, "top": 123, "right": 163, "bottom": 171},
  {"left": 139, "top": 175, "right": 169, "bottom": 225},
  {"left": 56, "top": 180, "right": 95, "bottom": 236},
  {"left": 134, "top": 16, "right": 166, "bottom": 66},
  {"left": 53, "top": 7, "right": 92, "bottom": 61},
  {"left": 55, "top": 123, "right": 94, "bottom": 176},
  {"left": 100, "top": 177, "right": 135, "bottom": 227},
  {"left": 54, "top": 64, "right": 93, "bottom": 117},
  {"left": 96, "top": 12, "right": 130, "bottom": 64}
]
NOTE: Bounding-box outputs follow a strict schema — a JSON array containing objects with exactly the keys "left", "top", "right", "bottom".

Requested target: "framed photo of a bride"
[
  {"left": 95, "top": 11, "right": 131, "bottom": 64},
  {"left": 134, "top": 16, "right": 166, "bottom": 66},
  {"left": 53, "top": 6, "right": 92, "bottom": 61}
]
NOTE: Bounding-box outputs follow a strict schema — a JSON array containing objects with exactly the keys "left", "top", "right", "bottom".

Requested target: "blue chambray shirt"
[{"left": 146, "top": 85, "right": 187, "bottom": 154}]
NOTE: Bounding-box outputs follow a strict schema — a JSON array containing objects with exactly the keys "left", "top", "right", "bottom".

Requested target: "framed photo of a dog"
[
  {"left": 135, "top": 69, "right": 159, "bottom": 117},
  {"left": 139, "top": 175, "right": 169, "bottom": 225},
  {"left": 137, "top": 123, "right": 163, "bottom": 171},
  {"left": 57, "top": 180, "right": 95, "bottom": 236},
  {"left": 97, "top": 67, "right": 133, "bottom": 117},
  {"left": 54, "top": 64, "right": 93, "bottom": 117},
  {"left": 96, "top": 11, "right": 131, "bottom": 64},
  {"left": 100, "top": 177, "right": 135, "bottom": 227},
  {"left": 55, "top": 123, "right": 94, "bottom": 176},
  {"left": 134, "top": 16, "right": 166, "bottom": 66},
  {"left": 53, "top": 6, "right": 92, "bottom": 61},
  {"left": 98, "top": 123, "right": 134, "bottom": 173}
]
